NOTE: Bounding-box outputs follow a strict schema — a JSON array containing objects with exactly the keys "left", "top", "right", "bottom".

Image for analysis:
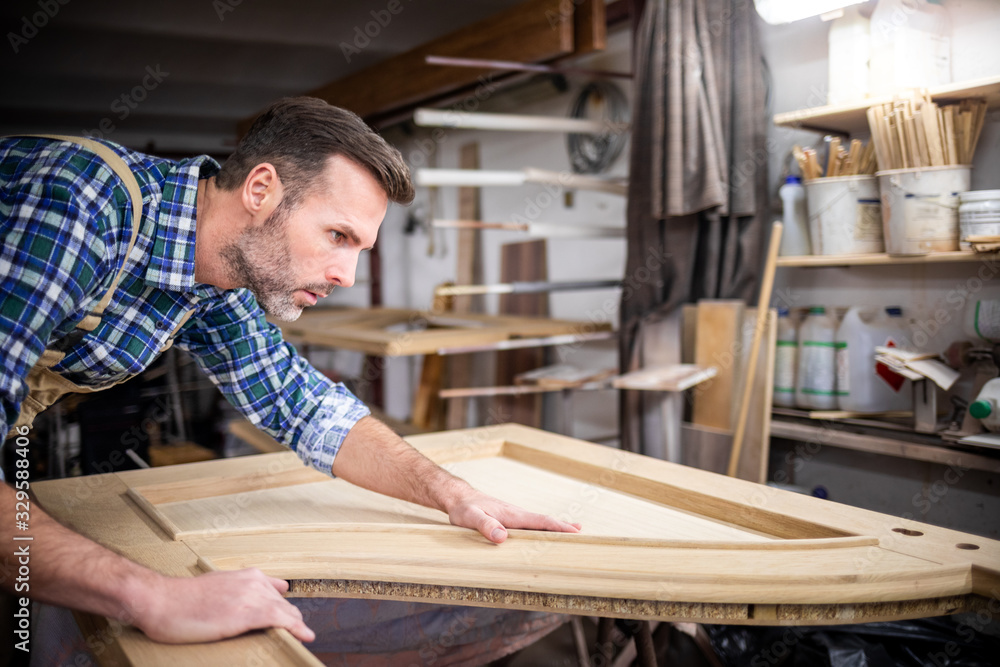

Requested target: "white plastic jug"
[
  {"left": 836, "top": 306, "right": 913, "bottom": 413},
  {"left": 796, "top": 307, "right": 839, "bottom": 410},
  {"left": 963, "top": 299, "right": 1000, "bottom": 343},
  {"left": 773, "top": 308, "right": 797, "bottom": 408},
  {"left": 869, "top": 0, "right": 951, "bottom": 96},
  {"left": 969, "top": 378, "right": 1000, "bottom": 433}
]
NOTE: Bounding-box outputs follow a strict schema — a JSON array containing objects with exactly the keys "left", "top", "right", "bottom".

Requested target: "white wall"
[
  {"left": 761, "top": 0, "right": 1000, "bottom": 538},
  {"left": 764, "top": 0, "right": 1000, "bottom": 352},
  {"left": 319, "top": 27, "right": 634, "bottom": 440}
]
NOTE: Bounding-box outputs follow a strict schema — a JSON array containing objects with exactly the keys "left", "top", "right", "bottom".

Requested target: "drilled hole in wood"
[
  {"left": 891, "top": 528, "right": 924, "bottom": 537},
  {"left": 956, "top": 543, "right": 980, "bottom": 550}
]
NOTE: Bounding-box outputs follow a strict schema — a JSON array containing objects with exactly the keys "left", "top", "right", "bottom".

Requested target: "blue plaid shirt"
[{"left": 0, "top": 136, "right": 370, "bottom": 474}]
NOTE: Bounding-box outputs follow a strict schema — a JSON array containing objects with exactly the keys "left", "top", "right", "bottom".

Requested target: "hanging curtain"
[{"left": 620, "top": 0, "right": 769, "bottom": 455}]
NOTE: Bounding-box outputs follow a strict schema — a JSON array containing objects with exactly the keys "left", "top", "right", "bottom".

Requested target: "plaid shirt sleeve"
[
  {"left": 0, "top": 150, "right": 119, "bottom": 440},
  {"left": 176, "top": 289, "right": 370, "bottom": 476}
]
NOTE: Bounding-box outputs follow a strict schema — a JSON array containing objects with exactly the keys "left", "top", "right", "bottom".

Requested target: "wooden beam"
[{"left": 240, "top": 0, "right": 577, "bottom": 129}]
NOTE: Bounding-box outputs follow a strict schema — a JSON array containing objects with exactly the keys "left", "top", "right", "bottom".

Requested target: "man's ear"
[{"left": 241, "top": 163, "right": 282, "bottom": 215}]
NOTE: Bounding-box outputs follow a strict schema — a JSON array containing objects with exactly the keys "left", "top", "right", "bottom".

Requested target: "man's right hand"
[{"left": 134, "top": 569, "right": 315, "bottom": 644}]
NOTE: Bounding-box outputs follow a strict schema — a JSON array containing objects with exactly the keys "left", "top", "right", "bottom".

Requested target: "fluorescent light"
[{"left": 755, "top": 0, "right": 868, "bottom": 24}]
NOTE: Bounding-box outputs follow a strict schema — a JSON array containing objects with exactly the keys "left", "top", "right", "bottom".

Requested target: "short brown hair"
[{"left": 218, "top": 97, "right": 414, "bottom": 207}]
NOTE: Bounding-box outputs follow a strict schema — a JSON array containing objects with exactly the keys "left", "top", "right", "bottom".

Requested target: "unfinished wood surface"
[
  {"left": 496, "top": 240, "right": 548, "bottom": 427},
  {"left": 120, "top": 429, "right": 1000, "bottom": 606},
  {"left": 728, "top": 222, "right": 781, "bottom": 478},
  {"left": 32, "top": 424, "right": 1000, "bottom": 664},
  {"left": 33, "top": 472, "right": 320, "bottom": 666},
  {"left": 735, "top": 308, "right": 777, "bottom": 483},
  {"left": 691, "top": 300, "right": 745, "bottom": 430},
  {"left": 277, "top": 307, "right": 609, "bottom": 357},
  {"left": 611, "top": 364, "right": 717, "bottom": 392}
]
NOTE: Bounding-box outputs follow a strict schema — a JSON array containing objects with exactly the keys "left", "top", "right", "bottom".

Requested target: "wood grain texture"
[
  {"left": 277, "top": 307, "right": 608, "bottom": 357},
  {"left": 692, "top": 300, "right": 745, "bottom": 430},
  {"left": 32, "top": 424, "right": 1000, "bottom": 663},
  {"left": 305, "top": 0, "right": 574, "bottom": 120},
  {"left": 496, "top": 240, "right": 549, "bottom": 427},
  {"left": 445, "top": 142, "right": 484, "bottom": 430},
  {"left": 33, "top": 474, "right": 319, "bottom": 666}
]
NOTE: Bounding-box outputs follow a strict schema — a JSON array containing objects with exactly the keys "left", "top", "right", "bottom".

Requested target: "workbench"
[{"left": 33, "top": 424, "right": 999, "bottom": 665}]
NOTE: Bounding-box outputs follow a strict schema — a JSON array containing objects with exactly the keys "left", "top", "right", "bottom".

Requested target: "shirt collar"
[{"left": 144, "top": 155, "right": 220, "bottom": 293}]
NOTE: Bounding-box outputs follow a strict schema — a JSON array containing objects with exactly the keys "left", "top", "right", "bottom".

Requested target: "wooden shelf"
[
  {"left": 770, "top": 418, "right": 1000, "bottom": 474},
  {"left": 776, "top": 250, "right": 999, "bottom": 267},
  {"left": 772, "top": 75, "right": 1000, "bottom": 135}
]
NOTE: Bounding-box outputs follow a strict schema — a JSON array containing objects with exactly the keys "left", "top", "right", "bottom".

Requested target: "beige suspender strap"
[{"left": 17, "top": 134, "right": 144, "bottom": 330}]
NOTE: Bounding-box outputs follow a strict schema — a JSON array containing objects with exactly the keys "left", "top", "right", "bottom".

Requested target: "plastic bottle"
[
  {"left": 963, "top": 299, "right": 1000, "bottom": 343},
  {"left": 827, "top": 5, "right": 870, "bottom": 105},
  {"left": 869, "top": 0, "right": 951, "bottom": 96},
  {"left": 796, "top": 307, "right": 839, "bottom": 410},
  {"left": 969, "top": 378, "right": 1000, "bottom": 433},
  {"left": 836, "top": 306, "right": 913, "bottom": 412},
  {"left": 779, "top": 176, "right": 810, "bottom": 257},
  {"left": 773, "top": 308, "right": 798, "bottom": 408}
]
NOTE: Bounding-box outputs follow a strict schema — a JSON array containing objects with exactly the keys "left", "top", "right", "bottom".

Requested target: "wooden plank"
[
  {"left": 728, "top": 223, "right": 781, "bottom": 478},
  {"left": 32, "top": 473, "right": 320, "bottom": 666},
  {"left": 496, "top": 240, "right": 549, "bottom": 427},
  {"left": 775, "top": 250, "right": 1000, "bottom": 267},
  {"left": 277, "top": 307, "right": 610, "bottom": 357},
  {"left": 611, "top": 364, "right": 717, "bottom": 392},
  {"left": 772, "top": 74, "right": 1000, "bottom": 135},
  {"left": 412, "top": 352, "right": 447, "bottom": 429},
  {"left": 302, "top": 0, "right": 575, "bottom": 120},
  {"left": 574, "top": 0, "right": 607, "bottom": 53},
  {"left": 30, "top": 423, "right": 1000, "bottom": 666},
  {"left": 445, "top": 143, "right": 483, "bottom": 430},
  {"left": 692, "top": 301, "right": 746, "bottom": 430},
  {"left": 770, "top": 419, "right": 1000, "bottom": 474},
  {"left": 119, "top": 428, "right": 1000, "bottom": 606},
  {"left": 735, "top": 309, "right": 777, "bottom": 483}
]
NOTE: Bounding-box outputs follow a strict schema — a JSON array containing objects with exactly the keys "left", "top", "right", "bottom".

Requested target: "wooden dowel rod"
[{"left": 727, "top": 222, "right": 782, "bottom": 478}]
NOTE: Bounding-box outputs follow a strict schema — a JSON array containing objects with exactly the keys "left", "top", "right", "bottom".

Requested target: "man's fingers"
[
  {"left": 266, "top": 575, "right": 291, "bottom": 594},
  {"left": 276, "top": 604, "right": 315, "bottom": 642},
  {"left": 475, "top": 511, "right": 508, "bottom": 544},
  {"left": 504, "top": 509, "right": 581, "bottom": 534}
]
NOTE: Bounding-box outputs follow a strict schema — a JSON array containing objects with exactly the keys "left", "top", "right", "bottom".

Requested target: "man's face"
[{"left": 221, "top": 155, "right": 387, "bottom": 321}]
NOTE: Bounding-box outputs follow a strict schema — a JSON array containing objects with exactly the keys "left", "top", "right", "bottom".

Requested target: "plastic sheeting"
[{"left": 705, "top": 616, "right": 1000, "bottom": 667}]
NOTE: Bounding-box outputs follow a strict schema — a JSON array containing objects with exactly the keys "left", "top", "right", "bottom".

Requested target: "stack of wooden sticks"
[
  {"left": 866, "top": 94, "right": 987, "bottom": 171},
  {"left": 793, "top": 138, "right": 877, "bottom": 181}
]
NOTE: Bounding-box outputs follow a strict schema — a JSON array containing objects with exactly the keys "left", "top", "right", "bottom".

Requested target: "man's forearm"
[
  {"left": 331, "top": 416, "right": 469, "bottom": 514},
  {"left": 0, "top": 482, "right": 158, "bottom": 623}
]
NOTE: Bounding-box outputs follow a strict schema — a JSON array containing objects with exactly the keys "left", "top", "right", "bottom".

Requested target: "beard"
[{"left": 220, "top": 201, "right": 330, "bottom": 322}]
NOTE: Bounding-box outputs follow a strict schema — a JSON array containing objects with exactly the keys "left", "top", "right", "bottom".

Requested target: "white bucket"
[
  {"left": 877, "top": 166, "right": 972, "bottom": 255},
  {"left": 804, "top": 176, "right": 883, "bottom": 255}
]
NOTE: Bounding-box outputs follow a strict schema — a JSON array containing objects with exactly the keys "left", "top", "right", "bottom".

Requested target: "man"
[{"left": 0, "top": 97, "right": 578, "bottom": 651}]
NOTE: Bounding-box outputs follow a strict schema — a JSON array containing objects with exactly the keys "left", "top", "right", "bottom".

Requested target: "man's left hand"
[{"left": 447, "top": 490, "right": 582, "bottom": 544}]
